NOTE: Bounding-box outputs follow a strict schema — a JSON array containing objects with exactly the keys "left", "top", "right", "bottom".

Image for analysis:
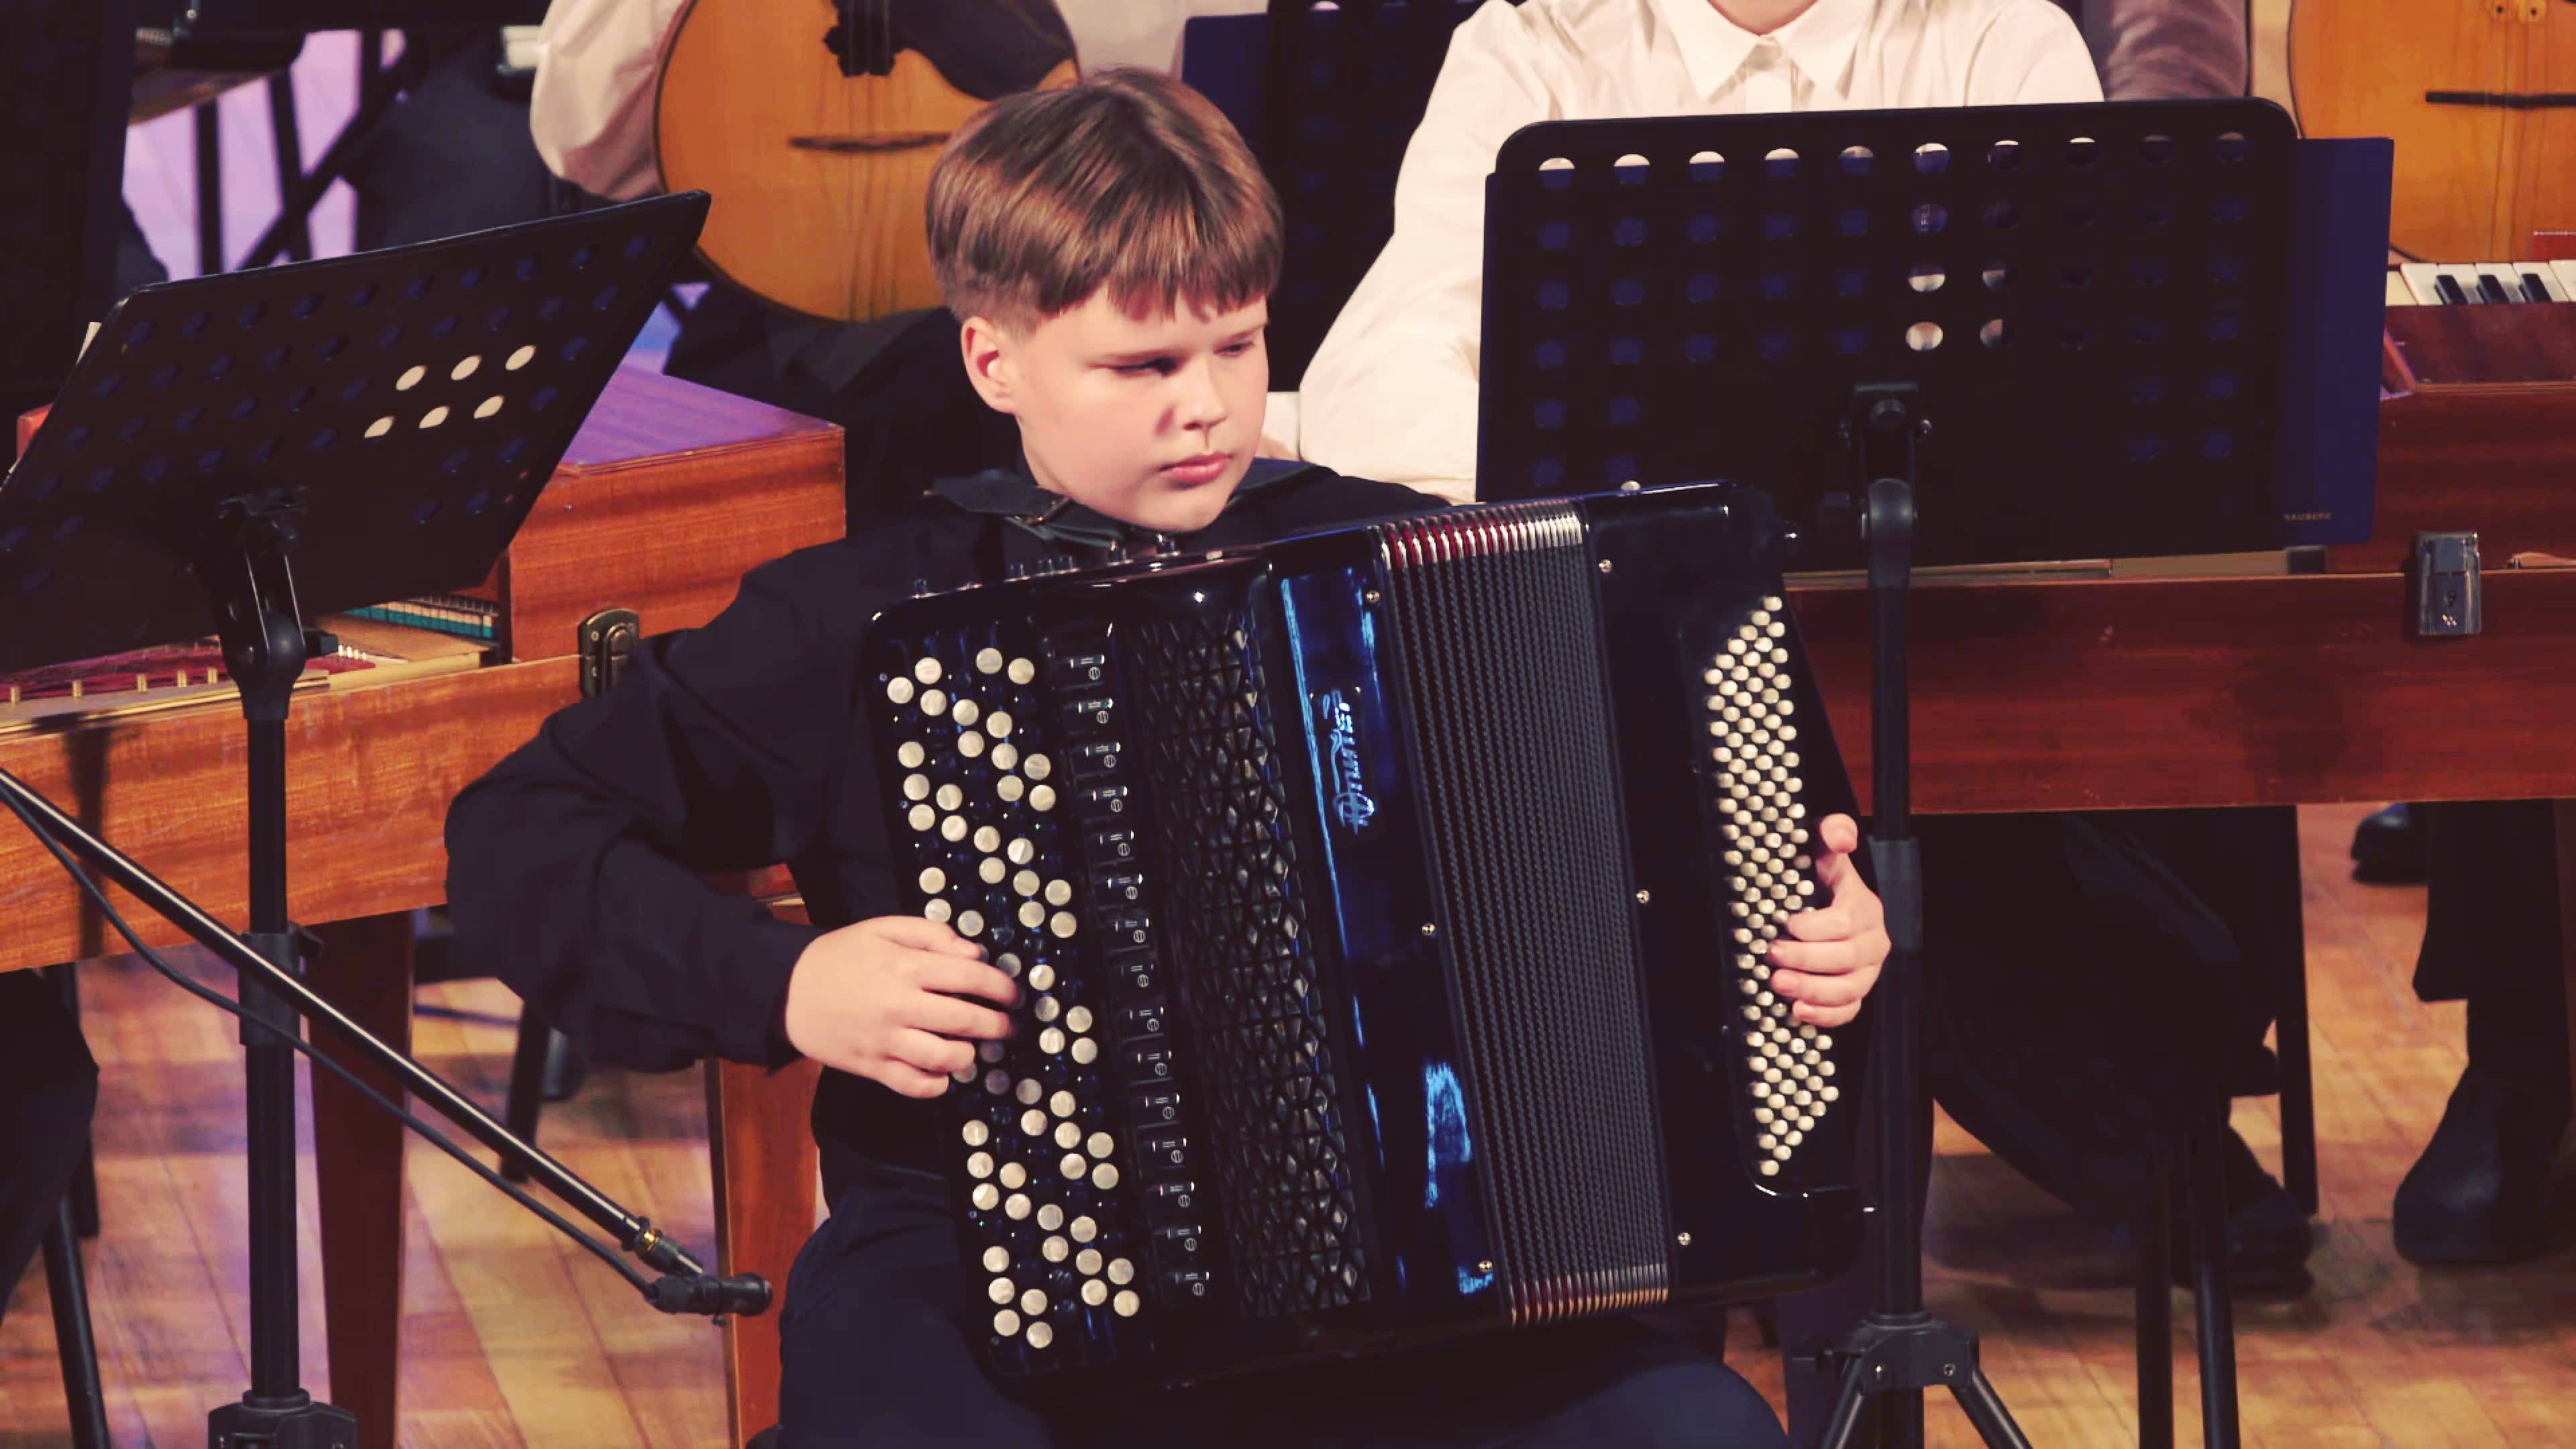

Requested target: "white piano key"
[
  {"left": 2553, "top": 261, "right": 2576, "bottom": 300},
  {"left": 2398, "top": 262, "right": 2447, "bottom": 306},
  {"left": 2385, "top": 270, "right": 2418, "bottom": 307}
]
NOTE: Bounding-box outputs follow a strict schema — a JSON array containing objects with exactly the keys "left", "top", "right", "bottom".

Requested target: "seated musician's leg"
[
  {"left": 0, "top": 969, "right": 98, "bottom": 1326},
  {"left": 1061, "top": 1318, "right": 1785, "bottom": 1449},
  {"left": 1916, "top": 811, "right": 2311, "bottom": 1291},
  {"left": 780, "top": 1178, "right": 1787, "bottom": 1449},
  {"left": 775, "top": 1177, "right": 1052, "bottom": 1448},
  {"left": 2394, "top": 800, "right": 2569, "bottom": 1264}
]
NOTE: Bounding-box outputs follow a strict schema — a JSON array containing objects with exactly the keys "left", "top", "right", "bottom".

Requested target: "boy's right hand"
[{"left": 782, "top": 916, "right": 1018, "bottom": 1099}]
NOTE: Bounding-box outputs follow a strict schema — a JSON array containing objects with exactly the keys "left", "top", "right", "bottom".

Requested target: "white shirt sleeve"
[
  {"left": 1968, "top": 0, "right": 2108, "bottom": 105},
  {"left": 528, "top": 0, "right": 690, "bottom": 201},
  {"left": 1293, "top": 1, "right": 1557, "bottom": 504}
]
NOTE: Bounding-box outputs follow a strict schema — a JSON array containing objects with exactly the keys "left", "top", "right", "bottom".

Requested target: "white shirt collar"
[{"left": 1644, "top": 0, "right": 1875, "bottom": 103}]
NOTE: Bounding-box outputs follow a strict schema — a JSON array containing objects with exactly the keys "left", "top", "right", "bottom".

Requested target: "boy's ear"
[{"left": 958, "top": 315, "right": 1020, "bottom": 416}]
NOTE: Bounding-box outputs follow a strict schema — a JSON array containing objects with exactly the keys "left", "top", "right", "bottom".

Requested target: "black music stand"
[
  {"left": 1252, "top": 0, "right": 1492, "bottom": 390},
  {"left": 0, "top": 193, "right": 767, "bottom": 1449},
  {"left": 1478, "top": 100, "right": 2390, "bottom": 1449}
]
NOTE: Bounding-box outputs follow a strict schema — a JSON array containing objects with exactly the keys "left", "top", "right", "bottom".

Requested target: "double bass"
[
  {"left": 654, "top": 0, "right": 1079, "bottom": 323},
  {"left": 2288, "top": 0, "right": 2576, "bottom": 261}
]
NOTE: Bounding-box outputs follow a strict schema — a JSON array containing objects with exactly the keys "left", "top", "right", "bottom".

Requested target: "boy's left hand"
[{"left": 1766, "top": 813, "right": 1887, "bottom": 1028}]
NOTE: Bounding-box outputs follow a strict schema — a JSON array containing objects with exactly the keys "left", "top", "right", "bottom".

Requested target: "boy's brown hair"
[{"left": 925, "top": 67, "right": 1283, "bottom": 332}]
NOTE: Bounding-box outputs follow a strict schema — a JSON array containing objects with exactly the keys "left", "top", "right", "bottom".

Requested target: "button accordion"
[{"left": 863, "top": 482, "right": 1867, "bottom": 1388}]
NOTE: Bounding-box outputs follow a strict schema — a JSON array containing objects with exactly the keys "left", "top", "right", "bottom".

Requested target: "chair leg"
[
  {"left": 43, "top": 1195, "right": 111, "bottom": 1449},
  {"left": 501, "top": 1007, "right": 551, "bottom": 1184},
  {"left": 2135, "top": 1140, "right": 2175, "bottom": 1449},
  {"left": 2185, "top": 1096, "right": 2243, "bottom": 1449}
]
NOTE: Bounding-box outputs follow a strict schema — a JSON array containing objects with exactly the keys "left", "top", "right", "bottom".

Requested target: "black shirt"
[{"left": 443, "top": 463, "right": 1438, "bottom": 1200}]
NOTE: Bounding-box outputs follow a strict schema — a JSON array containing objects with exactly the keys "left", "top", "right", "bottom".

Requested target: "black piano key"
[
  {"left": 2475, "top": 274, "right": 2513, "bottom": 305},
  {"left": 2524, "top": 271, "right": 2555, "bottom": 304},
  {"left": 2434, "top": 273, "right": 2471, "bottom": 305}
]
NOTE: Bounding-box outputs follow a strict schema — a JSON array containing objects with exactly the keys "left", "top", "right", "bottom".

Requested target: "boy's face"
[{"left": 961, "top": 292, "right": 1269, "bottom": 538}]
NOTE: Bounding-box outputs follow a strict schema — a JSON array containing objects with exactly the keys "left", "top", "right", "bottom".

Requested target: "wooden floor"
[{"left": 3, "top": 803, "right": 2571, "bottom": 1446}]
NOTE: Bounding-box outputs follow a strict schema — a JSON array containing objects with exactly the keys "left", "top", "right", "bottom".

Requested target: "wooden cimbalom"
[{"left": 3, "top": 365, "right": 844, "bottom": 1448}]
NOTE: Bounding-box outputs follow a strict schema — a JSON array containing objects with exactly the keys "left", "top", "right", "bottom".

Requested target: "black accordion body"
[{"left": 861, "top": 482, "right": 1867, "bottom": 1388}]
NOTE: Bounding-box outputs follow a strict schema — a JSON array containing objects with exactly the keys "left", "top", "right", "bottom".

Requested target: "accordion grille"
[
  {"left": 1377, "top": 506, "right": 1672, "bottom": 1324},
  {"left": 1126, "top": 610, "right": 1368, "bottom": 1319}
]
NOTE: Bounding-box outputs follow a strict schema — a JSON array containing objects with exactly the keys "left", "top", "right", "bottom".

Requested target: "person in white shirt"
[
  {"left": 1282, "top": 5, "right": 2313, "bottom": 1438},
  {"left": 1295, "top": 0, "right": 2102, "bottom": 503}
]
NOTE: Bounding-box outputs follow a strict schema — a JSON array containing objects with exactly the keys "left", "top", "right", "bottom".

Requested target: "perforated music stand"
[
  {"left": 0, "top": 192, "right": 732, "bottom": 1448},
  {"left": 1478, "top": 99, "right": 2390, "bottom": 1449},
  {"left": 1253, "top": 0, "right": 1489, "bottom": 390}
]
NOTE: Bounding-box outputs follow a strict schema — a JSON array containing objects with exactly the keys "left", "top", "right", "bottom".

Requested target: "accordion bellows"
[{"left": 863, "top": 483, "right": 1866, "bottom": 1389}]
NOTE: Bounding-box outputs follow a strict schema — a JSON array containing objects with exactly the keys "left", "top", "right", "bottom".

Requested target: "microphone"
[{"left": 647, "top": 1272, "right": 773, "bottom": 1317}]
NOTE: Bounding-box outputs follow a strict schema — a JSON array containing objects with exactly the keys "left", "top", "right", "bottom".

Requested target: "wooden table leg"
[
  {"left": 305, "top": 910, "right": 415, "bottom": 1449},
  {"left": 707, "top": 1057, "right": 821, "bottom": 1447},
  {"left": 2557, "top": 801, "right": 2575, "bottom": 1132}
]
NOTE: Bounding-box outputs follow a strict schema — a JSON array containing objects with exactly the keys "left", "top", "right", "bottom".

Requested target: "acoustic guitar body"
[
  {"left": 2288, "top": 0, "right": 2573, "bottom": 262},
  {"left": 655, "top": 0, "right": 1076, "bottom": 324}
]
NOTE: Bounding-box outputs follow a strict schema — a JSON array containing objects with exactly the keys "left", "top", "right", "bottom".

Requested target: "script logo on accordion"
[{"left": 1313, "top": 688, "right": 1379, "bottom": 834}]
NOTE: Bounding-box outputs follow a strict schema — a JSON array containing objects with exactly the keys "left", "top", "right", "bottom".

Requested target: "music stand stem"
[{"left": 1814, "top": 386, "right": 2031, "bottom": 1449}]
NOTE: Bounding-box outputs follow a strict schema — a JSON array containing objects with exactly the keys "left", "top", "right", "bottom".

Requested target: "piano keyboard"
[{"left": 2387, "top": 260, "right": 2576, "bottom": 307}]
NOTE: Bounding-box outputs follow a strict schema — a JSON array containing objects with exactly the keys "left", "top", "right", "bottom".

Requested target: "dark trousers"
[
  {"left": 777, "top": 1181, "right": 1789, "bottom": 1448},
  {"left": 2416, "top": 800, "right": 2568, "bottom": 1096},
  {"left": 1776, "top": 807, "right": 2299, "bottom": 1434},
  {"left": 0, "top": 970, "right": 98, "bottom": 1325}
]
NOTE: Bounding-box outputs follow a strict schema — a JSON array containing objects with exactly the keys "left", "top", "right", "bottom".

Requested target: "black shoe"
[
  {"left": 2394, "top": 1065, "right": 2568, "bottom": 1265},
  {"left": 2349, "top": 802, "right": 2428, "bottom": 884}
]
